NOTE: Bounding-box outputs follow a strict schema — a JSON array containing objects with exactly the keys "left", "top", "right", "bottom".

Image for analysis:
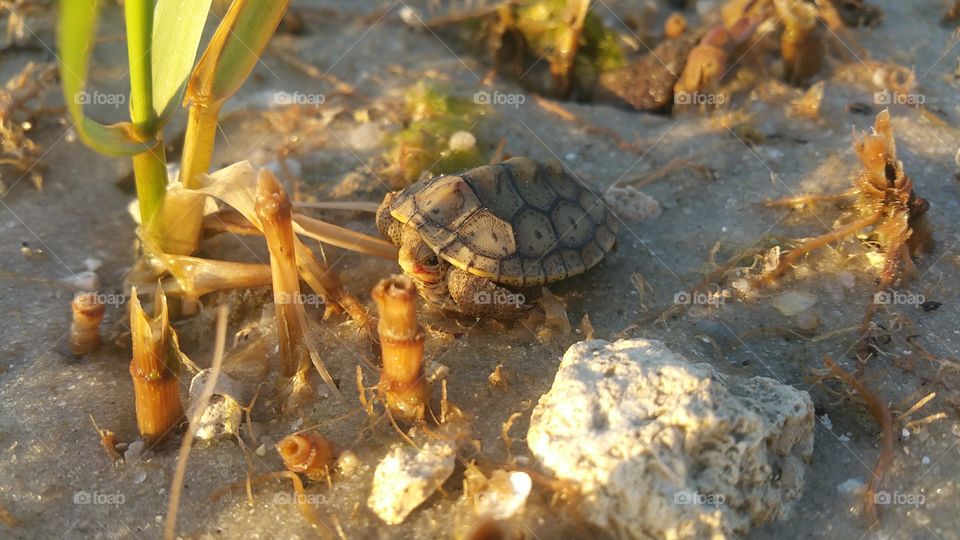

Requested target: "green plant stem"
[
  {"left": 179, "top": 102, "right": 222, "bottom": 189},
  {"left": 125, "top": 0, "right": 167, "bottom": 238},
  {"left": 133, "top": 140, "right": 169, "bottom": 233},
  {"left": 125, "top": 0, "right": 155, "bottom": 132}
]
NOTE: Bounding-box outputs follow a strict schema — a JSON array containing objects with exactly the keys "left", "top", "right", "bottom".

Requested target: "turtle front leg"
[{"left": 446, "top": 268, "right": 530, "bottom": 318}]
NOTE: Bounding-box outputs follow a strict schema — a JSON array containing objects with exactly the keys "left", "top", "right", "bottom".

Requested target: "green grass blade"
[
  {"left": 58, "top": 0, "right": 152, "bottom": 156},
  {"left": 151, "top": 0, "right": 213, "bottom": 125},
  {"left": 188, "top": 0, "right": 290, "bottom": 107}
]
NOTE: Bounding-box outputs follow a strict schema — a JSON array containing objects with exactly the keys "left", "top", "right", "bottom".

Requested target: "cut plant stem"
[
  {"left": 69, "top": 292, "right": 105, "bottom": 357},
  {"left": 373, "top": 275, "right": 429, "bottom": 423},
  {"left": 129, "top": 286, "right": 184, "bottom": 444},
  {"left": 257, "top": 170, "right": 310, "bottom": 377},
  {"left": 256, "top": 169, "right": 339, "bottom": 404}
]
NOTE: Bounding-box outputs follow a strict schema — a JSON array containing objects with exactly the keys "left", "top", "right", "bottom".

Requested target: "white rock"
[
  {"left": 191, "top": 398, "right": 243, "bottom": 440},
  {"left": 527, "top": 339, "right": 814, "bottom": 540},
  {"left": 368, "top": 441, "right": 457, "bottom": 525},
  {"left": 603, "top": 186, "right": 661, "bottom": 222},
  {"left": 187, "top": 370, "right": 247, "bottom": 441}
]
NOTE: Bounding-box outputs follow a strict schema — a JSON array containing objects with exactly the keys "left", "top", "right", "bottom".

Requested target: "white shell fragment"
[
  {"left": 187, "top": 370, "right": 247, "bottom": 441},
  {"left": 472, "top": 470, "right": 532, "bottom": 520},
  {"left": 527, "top": 339, "right": 814, "bottom": 539},
  {"left": 368, "top": 441, "right": 457, "bottom": 525},
  {"left": 603, "top": 186, "right": 661, "bottom": 222}
]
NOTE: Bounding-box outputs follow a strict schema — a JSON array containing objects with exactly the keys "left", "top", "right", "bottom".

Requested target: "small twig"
[
  {"left": 294, "top": 201, "right": 380, "bottom": 213},
  {"left": 165, "top": 305, "right": 229, "bottom": 540},
  {"left": 762, "top": 189, "right": 857, "bottom": 208},
  {"left": 822, "top": 354, "right": 893, "bottom": 525}
]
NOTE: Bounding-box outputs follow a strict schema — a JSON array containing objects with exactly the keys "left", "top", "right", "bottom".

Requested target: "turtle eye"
[{"left": 424, "top": 255, "right": 440, "bottom": 267}]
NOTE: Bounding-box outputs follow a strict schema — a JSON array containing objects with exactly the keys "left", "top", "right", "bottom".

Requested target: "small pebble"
[
  {"left": 255, "top": 444, "right": 267, "bottom": 457},
  {"left": 448, "top": 131, "right": 476, "bottom": 153},
  {"left": 922, "top": 456, "right": 931, "bottom": 465},
  {"left": 337, "top": 450, "right": 362, "bottom": 477},
  {"left": 399, "top": 5, "right": 419, "bottom": 26},
  {"left": 902, "top": 428, "right": 911, "bottom": 440}
]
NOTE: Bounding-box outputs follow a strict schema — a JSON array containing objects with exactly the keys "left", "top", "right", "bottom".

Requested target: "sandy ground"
[{"left": 2, "top": 1, "right": 960, "bottom": 538}]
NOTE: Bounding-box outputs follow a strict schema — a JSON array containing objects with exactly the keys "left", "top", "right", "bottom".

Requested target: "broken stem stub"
[
  {"left": 256, "top": 168, "right": 341, "bottom": 405},
  {"left": 129, "top": 286, "right": 184, "bottom": 444},
  {"left": 70, "top": 292, "right": 105, "bottom": 357},
  {"left": 373, "top": 275, "right": 429, "bottom": 423}
]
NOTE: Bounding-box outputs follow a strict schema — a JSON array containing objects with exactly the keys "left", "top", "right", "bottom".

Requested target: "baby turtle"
[{"left": 376, "top": 157, "right": 617, "bottom": 317}]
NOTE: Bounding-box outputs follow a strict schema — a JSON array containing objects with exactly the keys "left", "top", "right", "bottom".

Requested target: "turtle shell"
[{"left": 389, "top": 157, "right": 618, "bottom": 287}]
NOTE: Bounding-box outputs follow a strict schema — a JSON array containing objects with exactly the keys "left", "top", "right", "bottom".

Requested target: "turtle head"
[{"left": 397, "top": 226, "right": 446, "bottom": 287}]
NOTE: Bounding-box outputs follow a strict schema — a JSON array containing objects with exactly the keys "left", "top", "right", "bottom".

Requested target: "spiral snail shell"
[{"left": 277, "top": 432, "right": 336, "bottom": 481}]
